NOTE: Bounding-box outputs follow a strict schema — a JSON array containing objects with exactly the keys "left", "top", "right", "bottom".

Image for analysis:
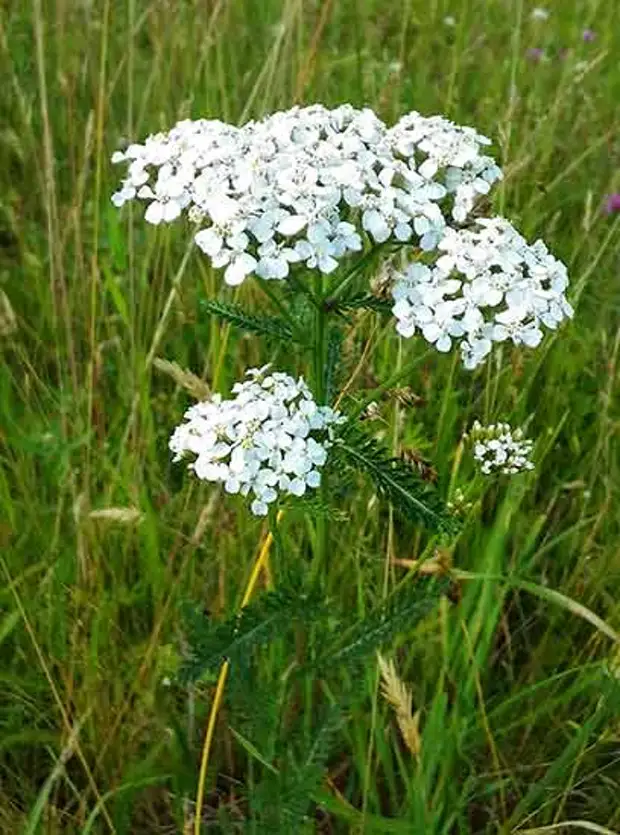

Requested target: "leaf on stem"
[
  {"left": 336, "top": 423, "right": 459, "bottom": 533},
  {"left": 199, "top": 298, "right": 304, "bottom": 344}
]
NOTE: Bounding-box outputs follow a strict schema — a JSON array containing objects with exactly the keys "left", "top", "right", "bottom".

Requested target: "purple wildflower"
[
  {"left": 582, "top": 29, "right": 596, "bottom": 42},
  {"left": 526, "top": 47, "right": 545, "bottom": 62},
  {"left": 604, "top": 194, "right": 620, "bottom": 214}
]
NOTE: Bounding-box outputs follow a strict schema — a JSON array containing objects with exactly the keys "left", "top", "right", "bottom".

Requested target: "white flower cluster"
[
  {"left": 169, "top": 366, "right": 344, "bottom": 516},
  {"left": 465, "top": 420, "right": 534, "bottom": 475},
  {"left": 388, "top": 112, "right": 503, "bottom": 223},
  {"left": 391, "top": 217, "right": 573, "bottom": 368},
  {"left": 111, "top": 105, "right": 502, "bottom": 286}
]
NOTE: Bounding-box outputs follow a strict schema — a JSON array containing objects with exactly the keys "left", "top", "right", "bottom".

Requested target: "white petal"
[
  {"left": 521, "top": 327, "right": 543, "bottom": 347},
  {"left": 224, "top": 253, "right": 258, "bottom": 286},
  {"left": 396, "top": 319, "right": 416, "bottom": 338},
  {"left": 145, "top": 201, "right": 164, "bottom": 225},
  {"left": 419, "top": 158, "right": 439, "bottom": 179},
  {"left": 278, "top": 215, "right": 307, "bottom": 236},
  {"left": 289, "top": 478, "right": 306, "bottom": 497},
  {"left": 163, "top": 201, "right": 182, "bottom": 222},
  {"left": 208, "top": 196, "right": 239, "bottom": 225},
  {"left": 422, "top": 322, "right": 442, "bottom": 343},
  {"left": 318, "top": 254, "right": 339, "bottom": 274},
  {"left": 195, "top": 228, "right": 224, "bottom": 256},
  {"left": 306, "top": 470, "right": 321, "bottom": 488}
]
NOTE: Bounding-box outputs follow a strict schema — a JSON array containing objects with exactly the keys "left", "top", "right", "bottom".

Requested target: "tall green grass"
[{"left": 1, "top": 0, "right": 620, "bottom": 831}]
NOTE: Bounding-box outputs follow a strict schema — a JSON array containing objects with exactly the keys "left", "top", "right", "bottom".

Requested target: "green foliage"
[
  {"left": 248, "top": 708, "right": 342, "bottom": 834},
  {"left": 327, "top": 292, "right": 393, "bottom": 316},
  {"left": 3, "top": 0, "right": 620, "bottom": 831},
  {"left": 198, "top": 298, "right": 302, "bottom": 344},
  {"left": 180, "top": 587, "right": 326, "bottom": 683},
  {"left": 324, "top": 325, "right": 345, "bottom": 404},
  {"left": 311, "top": 576, "right": 449, "bottom": 675},
  {"left": 336, "top": 423, "right": 459, "bottom": 534}
]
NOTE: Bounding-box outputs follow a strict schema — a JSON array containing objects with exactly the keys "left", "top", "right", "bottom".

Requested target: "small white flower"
[
  {"left": 530, "top": 7, "right": 549, "bottom": 21},
  {"left": 170, "top": 367, "right": 345, "bottom": 516},
  {"left": 389, "top": 112, "right": 503, "bottom": 222},
  {"left": 465, "top": 421, "right": 535, "bottom": 475}
]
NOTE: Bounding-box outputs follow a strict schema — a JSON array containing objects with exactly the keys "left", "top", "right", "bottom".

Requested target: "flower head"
[
  {"left": 169, "top": 367, "right": 345, "bottom": 516},
  {"left": 582, "top": 28, "right": 596, "bottom": 42},
  {"left": 604, "top": 194, "right": 620, "bottom": 214},
  {"left": 530, "top": 7, "right": 549, "bottom": 21},
  {"left": 464, "top": 421, "right": 534, "bottom": 475},
  {"left": 389, "top": 217, "right": 573, "bottom": 368},
  {"left": 112, "top": 105, "right": 502, "bottom": 286}
]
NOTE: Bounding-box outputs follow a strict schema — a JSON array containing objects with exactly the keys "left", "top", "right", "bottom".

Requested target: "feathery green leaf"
[
  {"left": 199, "top": 298, "right": 303, "bottom": 344},
  {"left": 336, "top": 423, "right": 459, "bottom": 533},
  {"left": 249, "top": 708, "right": 342, "bottom": 834},
  {"left": 327, "top": 292, "right": 393, "bottom": 315},
  {"left": 312, "top": 576, "right": 449, "bottom": 674},
  {"left": 180, "top": 588, "right": 325, "bottom": 683}
]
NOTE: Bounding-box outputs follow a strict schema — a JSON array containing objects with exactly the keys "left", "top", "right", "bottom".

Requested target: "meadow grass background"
[{"left": 2, "top": 0, "right": 620, "bottom": 832}]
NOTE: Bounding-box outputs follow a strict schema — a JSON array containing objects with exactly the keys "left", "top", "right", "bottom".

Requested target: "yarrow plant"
[
  {"left": 110, "top": 102, "right": 573, "bottom": 521},
  {"left": 111, "top": 102, "right": 571, "bottom": 519},
  {"left": 112, "top": 105, "right": 571, "bottom": 372},
  {"left": 464, "top": 421, "right": 535, "bottom": 475},
  {"left": 111, "top": 104, "right": 502, "bottom": 285},
  {"left": 112, "top": 102, "right": 574, "bottom": 830}
]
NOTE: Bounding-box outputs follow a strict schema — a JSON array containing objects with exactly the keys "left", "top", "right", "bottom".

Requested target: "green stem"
[
  {"left": 287, "top": 272, "right": 321, "bottom": 309},
  {"left": 326, "top": 242, "right": 385, "bottom": 302},
  {"left": 313, "top": 273, "right": 328, "bottom": 572},
  {"left": 314, "top": 306, "right": 326, "bottom": 403}
]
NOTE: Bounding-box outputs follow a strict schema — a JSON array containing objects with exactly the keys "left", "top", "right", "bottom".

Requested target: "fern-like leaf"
[
  {"left": 311, "top": 576, "right": 448, "bottom": 674},
  {"left": 326, "top": 292, "right": 393, "bottom": 315},
  {"left": 180, "top": 588, "right": 325, "bottom": 683},
  {"left": 199, "top": 298, "right": 303, "bottom": 344},
  {"left": 336, "top": 424, "right": 459, "bottom": 534},
  {"left": 249, "top": 709, "right": 341, "bottom": 834}
]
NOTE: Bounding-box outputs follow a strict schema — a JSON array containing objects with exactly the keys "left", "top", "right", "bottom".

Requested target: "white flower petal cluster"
[
  {"left": 169, "top": 366, "right": 344, "bottom": 516},
  {"left": 465, "top": 420, "right": 534, "bottom": 475},
  {"left": 111, "top": 105, "right": 502, "bottom": 286},
  {"left": 388, "top": 112, "right": 503, "bottom": 222},
  {"left": 391, "top": 217, "right": 573, "bottom": 368}
]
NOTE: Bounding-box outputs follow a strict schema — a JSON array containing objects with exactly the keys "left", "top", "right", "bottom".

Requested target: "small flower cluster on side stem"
[
  {"left": 464, "top": 421, "right": 535, "bottom": 475},
  {"left": 169, "top": 366, "right": 344, "bottom": 516}
]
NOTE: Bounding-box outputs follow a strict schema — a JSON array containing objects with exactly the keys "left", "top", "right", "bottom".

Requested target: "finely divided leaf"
[
  {"left": 328, "top": 292, "right": 393, "bottom": 315},
  {"left": 337, "top": 424, "right": 458, "bottom": 533},
  {"left": 199, "top": 298, "right": 302, "bottom": 343},
  {"left": 312, "top": 576, "right": 448, "bottom": 674},
  {"left": 180, "top": 588, "right": 324, "bottom": 683}
]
